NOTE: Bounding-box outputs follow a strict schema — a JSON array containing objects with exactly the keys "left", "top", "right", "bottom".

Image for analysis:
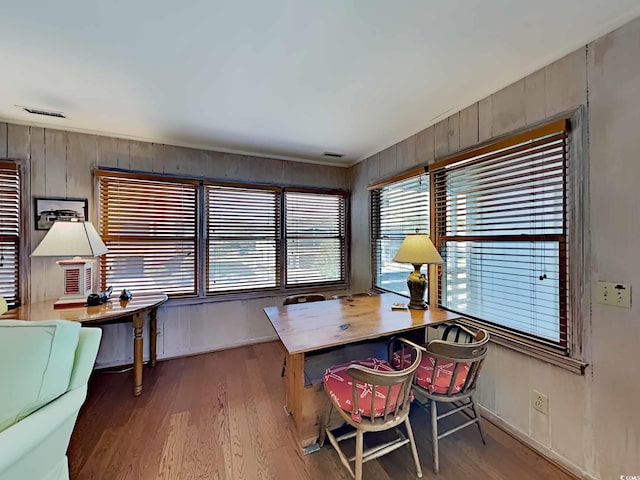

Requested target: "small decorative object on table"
[
  {"left": 87, "top": 286, "right": 113, "bottom": 306},
  {"left": 391, "top": 302, "right": 409, "bottom": 311},
  {"left": 119, "top": 289, "right": 133, "bottom": 301}
]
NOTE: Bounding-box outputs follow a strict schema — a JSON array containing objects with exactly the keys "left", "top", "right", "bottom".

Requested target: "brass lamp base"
[
  {"left": 408, "top": 300, "right": 428, "bottom": 310},
  {"left": 407, "top": 263, "right": 428, "bottom": 310}
]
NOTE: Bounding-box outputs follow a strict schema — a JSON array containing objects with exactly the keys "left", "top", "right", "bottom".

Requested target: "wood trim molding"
[
  {"left": 455, "top": 317, "right": 588, "bottom": 375},
  {"left": 367, "top": 167, "right": 425, "bottom": 190},
  {"left": 429, "top": 118, "right": 568, "bottom": 171}
]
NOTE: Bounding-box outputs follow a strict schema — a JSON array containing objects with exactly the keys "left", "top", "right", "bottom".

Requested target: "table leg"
[
  {"left": 132, "top": 312, "right": 144, "bottom": 396},
  {"left": 286, "top": 353, "right": 304, "bottom": 433},
  {"left": 286, "top": 352, "right": 329, "bottom": 453},
  {"left": 150, "top": 308, "right": 157, "bottom": 367}
]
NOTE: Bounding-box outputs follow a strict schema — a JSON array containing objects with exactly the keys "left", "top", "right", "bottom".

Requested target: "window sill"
[
  {"left": 161, "top": 284, "right": 350, "bottom": 307},
  {"left": 454, "top": 318, "right": 588, "bottom": 375}
]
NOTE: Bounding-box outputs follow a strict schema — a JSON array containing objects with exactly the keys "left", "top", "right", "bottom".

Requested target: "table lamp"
[
  {"left": 31, "top": 220, "right": 108, "bottom": 308},
  {"left": 393, "top": 233, "right": 443, "bottom": 310}
]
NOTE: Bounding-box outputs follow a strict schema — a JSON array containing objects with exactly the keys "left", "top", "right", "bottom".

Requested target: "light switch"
[{"left": 595, "top": 281, "right": 632, "bottom": 308}]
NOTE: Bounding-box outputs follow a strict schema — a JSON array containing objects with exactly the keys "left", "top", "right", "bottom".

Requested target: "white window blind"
[
  {"left": 432, "top": 120, "right": 568, "bottom": 349},
  {"left": 97, "top": 171, "right": 198, "bottom": 296},
  {"left": 285, "top": 190, "right": 347, "bottom": 286},
  {"left": 0, "top": 161, "right": 20, "bottom": 307},
  {"left": 206, "top": 184, "right": 279, "bottom": 292},
  {"left": 371, "top": 173, "right": 430, "bottom": 296}
]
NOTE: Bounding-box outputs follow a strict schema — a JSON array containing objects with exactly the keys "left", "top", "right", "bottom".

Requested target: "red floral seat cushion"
[
  {"left": 391, "top": 350, "right": 470, "bottom": 394},
  {"left": 323, "top": 358, "right": 401, "bottom": 422}
]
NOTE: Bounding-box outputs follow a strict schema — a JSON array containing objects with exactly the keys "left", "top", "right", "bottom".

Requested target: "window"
[
  {"left": 206, "top": 184, "right": 279, "bottom": 292},
  {"left": 98, "top": 172, "right": 198, "bottom": 296},
  {"left": 371, "top": 172, "right": 430, "bottom": 297},
  {"left": 97, "top": 169, "right": 348, "bottom": 298},
  {"left": 285, "top": 190, "right": 347, "bottom": 286},
  {"left": 0, "top": 161, "right": 20, "bottom": 307},
  {"left": 431, "top": 120, "right": 569, "bottom": 351}
]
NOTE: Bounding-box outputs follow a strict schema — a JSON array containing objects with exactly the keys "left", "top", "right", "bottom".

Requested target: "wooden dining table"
[
  {"left": 1, "top": 293, "right": 168, "bottom": 396},
  {"left": 264, "top": 292, "right": 460, "bottom": 452}
]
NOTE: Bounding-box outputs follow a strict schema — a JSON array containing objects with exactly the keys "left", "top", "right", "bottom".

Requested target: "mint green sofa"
[{"left": 0, "top": 320, "right": 102, "bottom": 480}]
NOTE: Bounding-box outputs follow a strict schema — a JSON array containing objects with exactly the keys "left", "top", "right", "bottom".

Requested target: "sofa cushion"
[{"left": 0, "top": 320, "right": 80, "bottom": 433}]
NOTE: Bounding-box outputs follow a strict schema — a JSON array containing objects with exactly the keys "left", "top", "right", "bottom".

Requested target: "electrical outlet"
[
  {"left": 596, "top": 281, "right": 632, "bottom": 308},
  {"left": 532, "top": 390, "right": 548, "bottom": 415},
  {"left": 156, "top": 325, "right": 163, "bottom": 337}
]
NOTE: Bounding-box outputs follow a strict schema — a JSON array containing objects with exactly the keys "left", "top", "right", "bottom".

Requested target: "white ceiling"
[{"left": 1, "top": 1, "right": 640, "bottom": 167}]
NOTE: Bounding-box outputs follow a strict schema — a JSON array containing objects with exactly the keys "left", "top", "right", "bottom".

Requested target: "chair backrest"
[
  {"left": 0, "top": 297, "right": 7, "bottom": 315},
  {"left": 424, "top": 329, "right": 489, "bottom": 398},
  {"left": 346, "top": 340, "right": 421, "bottom": 424},
  {"left": 440, "top": 322, "right": 479, "bottom": 343},
  {"left": 282, "top": 293, "right": 326, "bottom": 305},
  {"left": 331, "top": 292, "right": 373, "bottom": 300}
]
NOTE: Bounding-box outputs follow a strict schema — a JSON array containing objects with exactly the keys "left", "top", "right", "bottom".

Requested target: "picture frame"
[{"left": 34, "top": 197, "right": 88, "bottom": 230}]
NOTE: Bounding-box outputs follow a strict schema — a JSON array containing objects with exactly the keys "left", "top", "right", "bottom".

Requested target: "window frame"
[
  {"left": 205, "top": 182, "right": 281, "bottom": 294},
  {"left": 96, "top": 168, "right": 350, "bottom": 301},
  {"left": 0, "top": 160, "right": 22, "bottom": 308},
  {"left": 431, "top": 120, "right": 569, "bottom": 350},
  {"left": 97, "top": 170, "right": 200, "bottom": 297},
  {"left": 428, "top": 114, "right": 588, "bottom": 370},
  {"left": 368, "top": 111, "right": 588, "bottom": 373},
  {"left": 369, "top": 169, "right": 431, "bottom": 299},
  {"left": 283, "top": 187, "right": 349, "bottom": 288}
]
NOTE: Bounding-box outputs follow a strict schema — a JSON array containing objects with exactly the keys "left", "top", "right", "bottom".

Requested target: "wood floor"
[{"left": 69, "top": 341, "right": 575, "bottom": 480}]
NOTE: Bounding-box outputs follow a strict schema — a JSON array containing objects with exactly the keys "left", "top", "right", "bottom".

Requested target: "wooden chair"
[
  {"left": 399, "top": 325, "right": 489, "bottom": 474},
  {"left": 440, "top": 322, "right": 477, "bottom": 343},
  {"left": 319, "top": 338, "right": 423, "bottom": 480},
  {"left": 331, "top": 292, "right": 373, "bottom": 300},
  {"left": 280, "top": 294, "right": 327, "bottom": 377},
  {"left": 282, "top": 293, "right": 326, "bottom": 305}
]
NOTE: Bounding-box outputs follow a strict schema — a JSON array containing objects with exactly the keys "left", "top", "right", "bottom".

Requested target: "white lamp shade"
[
  {"left": 31, "top": 221, "right": 108, "bottom": 257},
  {"left": 393, "top": 234, "right": 443, "bottom": 265}
]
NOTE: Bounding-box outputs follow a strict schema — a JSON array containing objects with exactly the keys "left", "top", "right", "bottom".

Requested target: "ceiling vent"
[
  {"left": 21, "top": 106, "right": 66, "bottom": 119},
  {"left": 323, "top": 152, "right": 344, "bottom": 158}
]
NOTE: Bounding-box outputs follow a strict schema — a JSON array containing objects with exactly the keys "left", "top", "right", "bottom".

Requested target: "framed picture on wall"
[{"left": 34, "top": 197, "right": 88, "bottom": 230}]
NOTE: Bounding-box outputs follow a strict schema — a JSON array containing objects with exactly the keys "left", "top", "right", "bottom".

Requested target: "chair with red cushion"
[
  {"left": 395, "top": 325, "right": 489, "bottom": 474},
  {"left": 318, "top": 338, "right": 423, "bottom": 480}
]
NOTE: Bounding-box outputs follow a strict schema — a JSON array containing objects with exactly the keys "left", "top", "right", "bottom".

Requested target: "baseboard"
[
  {"left": 478, "top": 406, "right": 597, "bottom": 480},
  {"left": 158, "top": 334, "right": 280, "bottom": 362},
  {"left": 94, "top": 334, "right": 280, "bottom": 369}
]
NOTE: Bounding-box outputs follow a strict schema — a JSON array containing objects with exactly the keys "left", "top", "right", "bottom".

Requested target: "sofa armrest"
[
  {"left": 0, "top": 388, "right": 86, "bottom": 480},
  {"left": 68, "top": 327, "right": 102, "bottom": 391}
]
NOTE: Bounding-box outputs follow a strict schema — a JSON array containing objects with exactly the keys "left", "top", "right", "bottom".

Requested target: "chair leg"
[
  {"left": 470, "top": 396, "right": 487, "bottom": 445},
  {"left": 431, "top": 399, "right": 439, "bottom": 474},
  {"left": 318, "top": 399, "right": 333, "bottom": 448},
  {"left": 404, "top": 416, "right": 423, "bottom": 478},
  {"left": 280, "top": 355, "right": 287, "bottom": 377},
  {"left": 355, "top": 429, "right": 364, "bottom": 480}
]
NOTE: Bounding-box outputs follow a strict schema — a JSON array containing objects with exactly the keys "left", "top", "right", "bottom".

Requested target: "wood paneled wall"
[
  {"left": 349, "top": 15, "right": 640, "bottom": 480},
  {"left": 0, "top": 125, "right": 349, "bottom": 367}
]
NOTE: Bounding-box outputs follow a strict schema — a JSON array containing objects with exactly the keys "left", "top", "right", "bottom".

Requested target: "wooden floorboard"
[{"left": 69, "top": 341, "right": 576, "bottom": 480}]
